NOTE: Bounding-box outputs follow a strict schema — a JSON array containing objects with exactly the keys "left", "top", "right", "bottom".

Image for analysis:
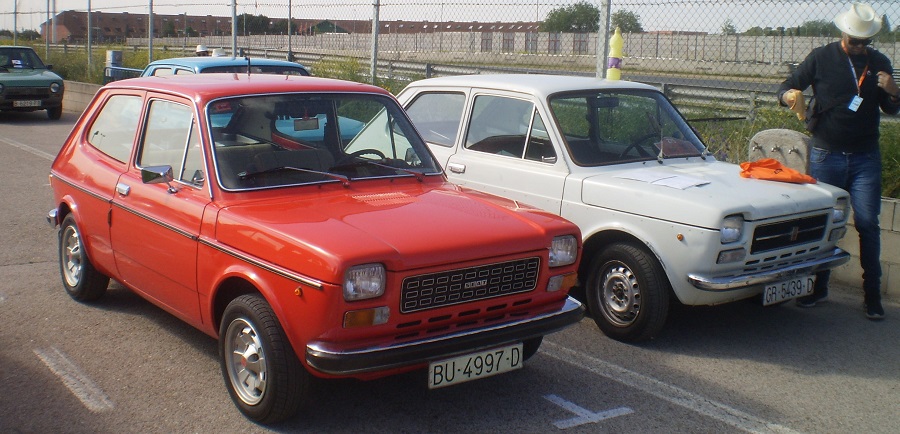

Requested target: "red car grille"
[{"left": 400, "top": 257, "right": 541, "bottom": 313}]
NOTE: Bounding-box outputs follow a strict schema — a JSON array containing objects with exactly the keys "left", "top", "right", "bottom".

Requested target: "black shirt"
[{"left": 778, "top": 41, "right": 899, "bottom": 153}]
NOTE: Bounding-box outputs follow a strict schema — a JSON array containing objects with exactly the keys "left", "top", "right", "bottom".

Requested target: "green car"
[{"left": 0, "top": 46, "right": 64, "bottom": 120}]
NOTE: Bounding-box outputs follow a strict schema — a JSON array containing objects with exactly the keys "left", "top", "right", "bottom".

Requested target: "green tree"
[
  {"left": 541, "top": 1, "right": 600, "bottom": 33},
  {"left": 611, "top": 10, "right": 643, "bottom": 33},
  {"left": 721, "top": 19, "right": 737, "bottom": 35},
  {"left": 797, "top": 19, "right": 838, "bottom": 37},
  {"left": 237, "top": 13, "right": 273, "bottom": 35},
  {"left": 877, "top": 15, "right": 892, "bottom": 41},
  {"left": 19, "top": 29, "right": 41, "bottom": 40},
  {"left": 162, "top": 21, "right": 176, "bottom": 37}
]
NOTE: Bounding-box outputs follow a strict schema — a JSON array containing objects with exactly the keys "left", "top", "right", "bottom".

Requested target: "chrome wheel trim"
[
  {"left": 224, "top": 318, "right": 268, "bottom": 406},
  {"left": 62, "top": 225, "right": 83, "bottom": 288},
  {"left": 600, "top": 262, "right": 640, "bottom": 327}
]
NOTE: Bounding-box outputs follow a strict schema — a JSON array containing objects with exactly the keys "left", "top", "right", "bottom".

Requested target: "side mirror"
[{"left": 141, "top": 165, "right": 179, "bottom": 193}]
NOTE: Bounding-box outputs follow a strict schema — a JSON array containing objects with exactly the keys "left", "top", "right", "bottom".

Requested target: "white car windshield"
[{"left": 549, "top": 89, "right": 707, "bottom": 166}]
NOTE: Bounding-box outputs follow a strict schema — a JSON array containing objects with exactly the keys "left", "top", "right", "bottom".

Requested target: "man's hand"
[
  {"left": 876, "top": 71, "right": 900, "bottom": 99},
  {"left": 782, "top": 89, "right": 806, "bottom": 120},
  {"left": 782, "top": 89, "right": 801, "bottom": 106}
]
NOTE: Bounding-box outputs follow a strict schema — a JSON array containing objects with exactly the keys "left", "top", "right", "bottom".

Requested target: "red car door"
[{"left": 110, "top": 96, "right": 210, "bottom": 322}]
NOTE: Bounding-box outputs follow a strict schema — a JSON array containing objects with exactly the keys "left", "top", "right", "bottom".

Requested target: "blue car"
[{"left": 140, "top": 55, "right": 311, "bottom": 77}]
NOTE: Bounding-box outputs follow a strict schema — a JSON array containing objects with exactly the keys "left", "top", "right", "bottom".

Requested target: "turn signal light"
[{"left": 343, "top": 306, "right": 390, "bottom": 328}]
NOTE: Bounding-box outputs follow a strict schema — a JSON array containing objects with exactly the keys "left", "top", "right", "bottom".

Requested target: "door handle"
[
  {"left": 447, "top": 162, "right": 466, "bottom": 174},
  {"left": 116, "top": 183, "right": 131, "bottom": 196}
]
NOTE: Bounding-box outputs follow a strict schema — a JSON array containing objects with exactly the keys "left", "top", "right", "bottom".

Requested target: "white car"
[{"left": 397, "top": 74, "right": 851, "bottom": 342}]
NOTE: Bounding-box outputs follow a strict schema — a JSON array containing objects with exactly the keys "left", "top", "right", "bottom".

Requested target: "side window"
[
  {"left": 405, "top": 92, "right": 465, "bottom": 148},
  {"left": 174, "top": 68, "right": 195, "bottom": 75},
  {"left": 87, "top": 94, "right": 142, "bottom": 162},
  {"left": 138, "top": 100, "right": 197, "bottom": 185},
  {"left": 464, "top": 95, "right": 532, "bottom": 158},
  {"left": 150, "top": 67, "right": 174, "bottom": 77}
]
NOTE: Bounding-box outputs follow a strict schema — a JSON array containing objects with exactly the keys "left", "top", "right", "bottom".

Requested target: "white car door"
[{"left": 409, "top": 91, "right": 569, "bottom": 214}]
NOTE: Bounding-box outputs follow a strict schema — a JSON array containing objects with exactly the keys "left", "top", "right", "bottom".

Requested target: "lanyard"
[{"left": 847, "top": 55, "right": 869, "bottom": 96}]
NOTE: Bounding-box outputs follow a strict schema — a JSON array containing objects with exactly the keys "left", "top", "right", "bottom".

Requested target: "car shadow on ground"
[{"left": 617, "top": 287, "right": 898, "bottom": 380}]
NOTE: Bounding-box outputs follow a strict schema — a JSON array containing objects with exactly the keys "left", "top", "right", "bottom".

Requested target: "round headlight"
[
  {"left": 833, "top": 197, "right": 849, "bottom": 223},
  {"left": 50, "top": 83, "right": 61, "bottom": 93},
  {"left": 721, "top": 214, "right": 745, "bottom": 244}
]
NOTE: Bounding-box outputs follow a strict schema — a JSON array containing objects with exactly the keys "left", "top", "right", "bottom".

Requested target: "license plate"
[
  {"left": 13, "top": 100, "right": 41, "bottom": 107},
  {"left": 428, "top": 343, "right": 523, "bottom": 389},
  {"left": 763, "top": 275, "right": 815, "bottom": 305}
]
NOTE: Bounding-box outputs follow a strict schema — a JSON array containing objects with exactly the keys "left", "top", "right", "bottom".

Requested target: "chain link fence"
[{"left": 3, "top": 1, "right": 900, "bottom": 194}]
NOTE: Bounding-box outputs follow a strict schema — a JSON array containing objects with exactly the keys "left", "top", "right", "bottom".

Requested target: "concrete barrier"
[
  {"left": 834, "top": 198, "right": 900, "bottom": 302},
  {"left": 60, "top": 80, "right": 898, "bottom": 301},
  {"left": 62, "top": 80, "right": 101, "bottom": 115}
]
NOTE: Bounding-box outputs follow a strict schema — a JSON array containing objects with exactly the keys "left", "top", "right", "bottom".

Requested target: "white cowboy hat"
[
  {"left": 211, "top": 48, "right": 228, "bottom": 57},
  {"left": 833, "top": 3, "right": 882, "bottom": 38},
  {"left": 196, "top": 44, "right": 209, "bottom": 53}
]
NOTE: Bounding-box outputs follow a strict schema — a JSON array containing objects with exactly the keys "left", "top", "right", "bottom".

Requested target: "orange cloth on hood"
[{"left": 739, "top": 158, "right": 817, "bottom": 184}]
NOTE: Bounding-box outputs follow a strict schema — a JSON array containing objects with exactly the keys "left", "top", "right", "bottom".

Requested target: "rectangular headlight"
[
  {"left": 549, "top": 235, "right": 578, "bottom": 267},
  {"left": 343, "top": 264, "right": 385, "bottom": 301},
  {"left": 721, "top": 214, "right": 744, "bottom": 244}
]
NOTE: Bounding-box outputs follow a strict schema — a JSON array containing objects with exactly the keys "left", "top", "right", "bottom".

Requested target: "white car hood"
[{"left": 580, "top": 159, "right": 844, "bottom": 228}]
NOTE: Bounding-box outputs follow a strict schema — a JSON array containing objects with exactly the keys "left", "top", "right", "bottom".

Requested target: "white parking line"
[
  {"left": 544, "top": 394, "right": 634, "bottom": 429},
  {"left": 542, "top": 341, "right": 801, "bottom": 434},
  {"left": 34, "top": 347, "right": 114, "bottom": 412},
  {"left": 0, "top": 136, "right": 56, "bottom": 161}
]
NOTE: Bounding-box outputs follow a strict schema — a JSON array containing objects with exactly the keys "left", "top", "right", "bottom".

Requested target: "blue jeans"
[{"left": 809, "top": 148, "right": 882, "bottom": 298}]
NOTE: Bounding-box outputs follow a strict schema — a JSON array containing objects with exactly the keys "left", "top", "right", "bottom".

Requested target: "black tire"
[
  {"left": 220, "top": 294, "right": 308, "bottom": 424},
  {"left": 58, "top": 214, "right": 109, "bottom": 301},
  {"left": 585, "top": 242, "right": 669, "bottom": 342},
  {"left": 47, "top": 106, "right": 63, "bottom": 120},
  {"left": 522, "top": 336, "right": 543, "bottom": 361}
]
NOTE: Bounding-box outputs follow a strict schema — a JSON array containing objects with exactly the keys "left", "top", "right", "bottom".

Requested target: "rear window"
[{"left": 201, "top": 65, "right": 309, "bottom": 76}]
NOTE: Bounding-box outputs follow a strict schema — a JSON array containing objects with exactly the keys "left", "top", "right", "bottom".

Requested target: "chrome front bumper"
[
  {"left": 687, "top": 248, "right": 851, "bottom": 291},
  {"left": 306, "top": 296, "right": 585, "bottom": 376}
]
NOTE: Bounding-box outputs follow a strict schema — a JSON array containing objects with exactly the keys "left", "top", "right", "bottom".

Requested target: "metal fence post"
[
  {"left": 597, "top": 0, "right": 611, "bottom": 79},
  {"left": 370, "top": 0, "right": 381, "bottom": 84}
]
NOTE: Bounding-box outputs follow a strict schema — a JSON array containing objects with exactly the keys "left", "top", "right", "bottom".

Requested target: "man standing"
[{"left": 779, "top": 2, "right": 899, "bottom": 320}]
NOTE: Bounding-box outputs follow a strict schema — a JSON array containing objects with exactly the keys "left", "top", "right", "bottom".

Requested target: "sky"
[{"left": 1, "top": 1, "right": 897, "bottom": 35}]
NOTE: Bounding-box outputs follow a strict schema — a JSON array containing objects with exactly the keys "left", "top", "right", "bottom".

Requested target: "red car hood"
[{"left": 214, "top": 183, "right": 570, "bottom": 284}]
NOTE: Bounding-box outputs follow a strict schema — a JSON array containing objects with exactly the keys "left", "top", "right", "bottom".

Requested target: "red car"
[{"left": 47, "top": 73, "right": 583, "bottom": 423}]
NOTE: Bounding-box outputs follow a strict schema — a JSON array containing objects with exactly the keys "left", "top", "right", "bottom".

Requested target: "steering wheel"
[
  {"left": 336, "top": 148, "right": 387, "bottom": 165},
  {"left": 619, "top": 132, "right": 661, "bottom": 158}
]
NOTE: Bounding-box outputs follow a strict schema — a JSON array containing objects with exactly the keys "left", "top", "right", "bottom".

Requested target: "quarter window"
[{"left": 86, "top": 94, "right": 142, "bottom": 162}]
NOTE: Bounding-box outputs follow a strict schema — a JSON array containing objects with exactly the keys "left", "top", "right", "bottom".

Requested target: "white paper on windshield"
[{"left": 614, "top": 169, "right": 709, "bottom": 190}]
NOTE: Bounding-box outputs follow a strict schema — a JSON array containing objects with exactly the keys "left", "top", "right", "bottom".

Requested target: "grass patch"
[{"left": 691, "top": 106, "right": 900, "bottom": 198}]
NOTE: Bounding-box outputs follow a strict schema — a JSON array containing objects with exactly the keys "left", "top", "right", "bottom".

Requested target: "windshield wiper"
[
  {"left": 330, "top": 160, "right": 425, "bottom": 182},
  {"left": 238, "top": 166, "right": 351, "bottom": 187}
]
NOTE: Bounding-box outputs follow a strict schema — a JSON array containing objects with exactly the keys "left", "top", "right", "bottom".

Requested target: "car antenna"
[{"left": 245, "top": 56, "right": 251, "bottom": 77}]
